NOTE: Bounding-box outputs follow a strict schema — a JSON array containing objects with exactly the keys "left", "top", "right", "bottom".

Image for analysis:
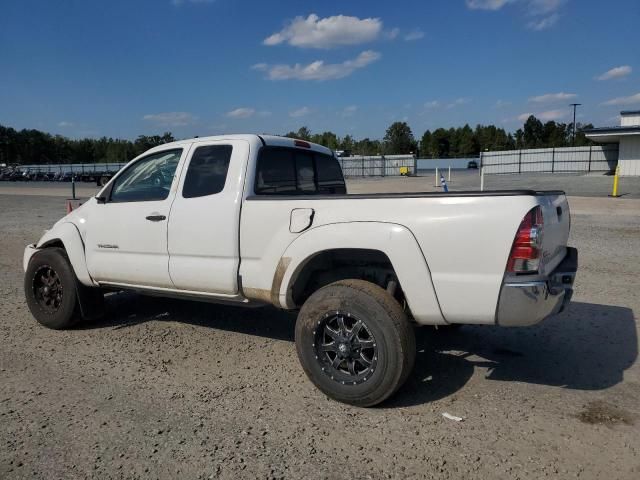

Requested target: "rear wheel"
[
  {"left": 295, "top": 279, "right": 415, "bottom": 407},
  {"left": 24, "top": 248, "right": 81, "bottom": 329}
]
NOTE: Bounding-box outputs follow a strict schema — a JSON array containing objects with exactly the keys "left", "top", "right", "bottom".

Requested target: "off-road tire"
[
  {"left": 24, "top": 247, "right": 81, "bottom": 329},
  {"left": 295, "top": 279, "right": 416, "bottom": 407}
]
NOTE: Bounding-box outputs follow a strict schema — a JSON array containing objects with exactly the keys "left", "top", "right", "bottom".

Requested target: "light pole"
[{"left": 569, "top": 103, "right": 582, "bottom": 146}]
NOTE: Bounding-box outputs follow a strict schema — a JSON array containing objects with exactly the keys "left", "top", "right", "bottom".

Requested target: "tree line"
[
  {"left": 1, "top": 115, "right": 595, "bottom": 165},
  {"left": 0, "top": 125, "right": 175, "bottom": 166},
  {"left": 286, "top": 116, "right": 594, "bottom": 157}
]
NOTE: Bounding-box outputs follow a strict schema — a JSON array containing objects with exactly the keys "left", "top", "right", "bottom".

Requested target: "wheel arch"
[
  {"left": 278, "top": 222, "right": 446, "bottom": 325},
  {"left": 32, "top": 222, "right": 96, "bottom": 287}
]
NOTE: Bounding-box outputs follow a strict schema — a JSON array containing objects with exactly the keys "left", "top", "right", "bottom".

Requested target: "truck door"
[
  {"left": 167, "top": 140, "right": 249, "bottom": 294},
  {"left": 85, "top": 148, "right": 185, "bottom": 288}
]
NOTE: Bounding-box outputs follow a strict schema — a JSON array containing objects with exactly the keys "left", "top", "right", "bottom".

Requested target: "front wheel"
[
  {"left": 295, "top": 279, "right": 415, "bottom": 407},
  {"left": 24, "top": 248, "right": 81, "bottom": 329}
]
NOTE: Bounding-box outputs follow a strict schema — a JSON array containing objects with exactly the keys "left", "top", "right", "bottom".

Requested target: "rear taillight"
[{"left": 507, "top": 206, "right": 544, "bottom": 273}]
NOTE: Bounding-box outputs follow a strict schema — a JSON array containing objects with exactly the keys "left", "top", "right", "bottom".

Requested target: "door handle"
[{"left": 146, "top": 215, "right": 166, "bottom": 222}]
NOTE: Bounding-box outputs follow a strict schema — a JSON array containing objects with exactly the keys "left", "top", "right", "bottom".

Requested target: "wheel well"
[
  {"left": 290, "top": 249, "right": 404, "bottom": 308},
  {"left": 40, "top": 239, "right": 65, "bottom": 250}
]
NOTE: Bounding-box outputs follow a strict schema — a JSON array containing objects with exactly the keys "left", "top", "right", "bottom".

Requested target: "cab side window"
[
  {"left": 255, "top": 148, "right": 297, "bottom": 194},
  {"left": 254, "top": 147, "right": 346, "bottom": 195},
  {"left": 110, "top": 149, "right": 182, "bottom": 203},
  {"left": 182, "top": 145, "right": 233, "bottom": 198},
  {"left": 315, "top": 154, "right": 346, "bottom": 194}
]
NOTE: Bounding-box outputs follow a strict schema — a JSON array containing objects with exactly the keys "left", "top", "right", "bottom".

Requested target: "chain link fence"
[
  {"left": 338, "top": 155, "right": 416, "bottom": 177},
  {"left": 480, "top": 146, "right": 618, "bottom": 175},
  {"left": 18, "top": 162, "right": 126, "bottom": 175}
]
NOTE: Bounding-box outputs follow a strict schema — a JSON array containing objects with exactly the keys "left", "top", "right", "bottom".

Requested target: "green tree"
[
  {"left": 296, "top": 127, "right": 311, "bottom": 141},
  {"left": 430, "top": 128, "right": 450, "bottom": 157},
  {"left": 354, "top": 138, "right": 382, "bottom": 155},
  {"left": 523, "top": 116, "right": 544, "bottom": 148},
  {"left": 420, "top": 130, "right": 432, "bottom": 157},
  {"left": 383, "top": 121, "right": 416, "bottom": 154},
  {"left": 457, "top": 124, "right": 477, "bottom": 156},
  {"left": 312, "top": 131, "right": 339, "bottom": 150},
  {"left": 340, "top": 134, "right": 355, "bottom": 152}
]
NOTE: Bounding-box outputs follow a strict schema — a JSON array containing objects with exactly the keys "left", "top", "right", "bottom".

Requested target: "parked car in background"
[
  {"left": 23, "top": 134, "right": 577, "bottom": 407},
  {"left": 467, "top": 160, "right": 478, "bottom": 169},
  {"left": 58, "top": 172, "right": 77, "bottom": 182},
  {"left": 9, "top": 170, "right": 30, "bottom": 181}
]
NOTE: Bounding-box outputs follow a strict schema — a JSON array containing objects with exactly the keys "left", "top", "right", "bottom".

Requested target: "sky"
[{"left": 1, "top": 0, "right": 639, "bottom": 140}]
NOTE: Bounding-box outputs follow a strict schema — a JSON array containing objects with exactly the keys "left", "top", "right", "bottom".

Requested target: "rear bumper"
[{"left": 497, "top": 247, "right": 577, "bottom": 327}]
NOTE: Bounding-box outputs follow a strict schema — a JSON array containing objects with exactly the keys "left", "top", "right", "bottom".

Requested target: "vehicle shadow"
[
  {"left": 82, "top": 291, "right": 296, "bottom": 342},
  {"left": 84, "top": 296, "right": 637, "bottom": 407},
  {"left": 390, "top": 301, "right": 637, "bottom": 407}
]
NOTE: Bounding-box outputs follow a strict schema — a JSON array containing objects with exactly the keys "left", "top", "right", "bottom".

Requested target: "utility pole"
[{"left": 569, "top": 103, "right": 582, "bottom": 146}]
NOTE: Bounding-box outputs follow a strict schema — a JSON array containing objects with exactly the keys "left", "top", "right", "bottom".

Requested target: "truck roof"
[{"left": 148, "top": 134, "right": 333, "bottom": 156}]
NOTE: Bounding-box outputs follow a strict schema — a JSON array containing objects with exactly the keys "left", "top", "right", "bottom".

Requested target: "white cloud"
[
  {"left": 601, "top": 92, "right": 640, "bottom": 106},
  {"left": 341, "top": 105, "right": 358, "bottom": 117},
  {"left": 495, "top": 99, "right": 512, "bottom": 108},
  {"left": 468, "top": 0, "right": 564, "bottom": 29},
  {"left": 142, "top": 112, "right": 196, "bottom": 127},
  {"left": 518, "top": 109, "right": 567, "bottom": 121},
  {"left": 527, "top": 13, "right": 559, "bottom": 30},
  {"left": 385, "top": 28, "right": 400, "bottom": 40},
  {"left": 404, "top": 29, "right": 425, "bottom": 41},
  {"left": 252, "top": 50, "right": 381, "bottom": 81},
  {"left": 289, "top": 107, "right": 311, "bottom": 118},
  {"left": 225, "top": 108, "right": 255, "bottom": 119},
  {"left": 596, "top": 65, "right": 632, "bottom": 81},
  {"left": 537, "top": 109, "right": 568, "bottom": 121},
  {"left": 57, "top": 121, "right": 73, "bottom": 127},
  {"left": 424, "top": 100, "right": 441, "bottom": 108},
  {"left": 529, "top": 92, "right": 576, "bottom": 103},
  {"left": 528, "top": 0, "right": 565, "bottom": 15},
  {"left": 263, "top": 14, "right": 382, "bottom": 49},
  {"left": 466, "top": 0, "right": 513, "bottom": 10},
  {"left": 447, "top": 98, "right": 471, "bottom": 108}
]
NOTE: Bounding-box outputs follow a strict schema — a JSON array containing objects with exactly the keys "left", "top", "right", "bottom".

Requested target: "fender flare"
[
  {"left": 33, "top": 222, "right": 96, "bottom": 287},
  {"left": 277, "top": 222, "right": 446, "bottom": 325}
]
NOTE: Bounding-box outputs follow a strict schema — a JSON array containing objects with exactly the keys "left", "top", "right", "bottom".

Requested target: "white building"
[{"left": 585, "top": 111, "right": 640, "bottom": 176}]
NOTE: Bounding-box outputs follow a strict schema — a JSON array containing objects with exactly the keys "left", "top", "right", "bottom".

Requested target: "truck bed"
[{"left": 239, "top": 189, "right": 571, "bottom": 325}]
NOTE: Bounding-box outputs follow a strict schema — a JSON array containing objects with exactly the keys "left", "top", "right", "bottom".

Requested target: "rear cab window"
[{"left": 255, "top": 147, "right": 346, "bottom": 195}]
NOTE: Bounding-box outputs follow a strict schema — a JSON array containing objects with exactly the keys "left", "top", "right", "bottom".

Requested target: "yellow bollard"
[{"left": 609, "top": 165, "right": 620, "bottom": 198}]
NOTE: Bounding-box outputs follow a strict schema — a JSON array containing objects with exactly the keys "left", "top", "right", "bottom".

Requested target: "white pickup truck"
[{"left": 23, "top": 135, "right": 577, "bottom": 406}]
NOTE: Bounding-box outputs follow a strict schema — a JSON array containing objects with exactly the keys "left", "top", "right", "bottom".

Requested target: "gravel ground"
[{"left": 1, "top": 183, "right": 639, "bottom": 480}]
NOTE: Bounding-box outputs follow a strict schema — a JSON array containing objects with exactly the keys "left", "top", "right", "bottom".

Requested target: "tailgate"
[{"left": 537, "top": 193, "right": 571, "bottom": 275}]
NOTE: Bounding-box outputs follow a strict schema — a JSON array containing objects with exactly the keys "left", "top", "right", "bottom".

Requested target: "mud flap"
[{"left": 75, "top": 281, "right": 105, "bottom": 321}]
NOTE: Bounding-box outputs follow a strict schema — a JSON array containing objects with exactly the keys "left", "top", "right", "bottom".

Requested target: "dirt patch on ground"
[{"left": 577, "top": 401, "right": 635, "bottom": 426}]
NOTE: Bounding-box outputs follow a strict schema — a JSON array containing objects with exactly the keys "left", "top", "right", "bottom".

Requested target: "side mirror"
[{"left": 95, "top": 196, "right": 107, "bottom": 204}]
